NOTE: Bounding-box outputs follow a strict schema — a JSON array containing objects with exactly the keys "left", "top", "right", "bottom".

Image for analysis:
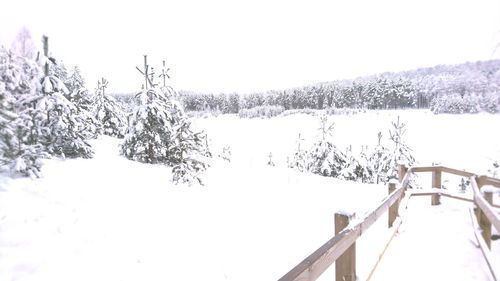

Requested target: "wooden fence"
[{"left": 278, "top": 165, "right": 500, "bottom": 281}]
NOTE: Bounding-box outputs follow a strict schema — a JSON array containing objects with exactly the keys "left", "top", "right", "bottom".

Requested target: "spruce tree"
[
  {"left": 121, "top": 57, "right": 210, "bottom": 184},
  {"left": 306, "top": 115, "right": 346, "bottom": 177},
  {"left": 0, "top": 48, "right": 48, "bottom": 177},
  {"left": 92, "top": 78, "right": 126, "bottom": 138},
  {"left": 63, "top": 66, "right": 99, "bottom": 139},
  {"left": 30, "top": 36, "right": 94, "bottom": 159}
]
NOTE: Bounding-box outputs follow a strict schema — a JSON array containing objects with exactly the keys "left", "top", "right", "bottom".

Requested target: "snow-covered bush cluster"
[
  {"left": 1, "top": 33, "right": 210, "bottom": 184},
  {"left": 289, "top": 116, "right": 415, "bottom": 184},
  {"left": 0, "top": 47, "right": 96, "bottom": 177},
  {"left": 238, "top": 105, "right": 284, "bottom": 118},
  {"left": 430, "top": 93, "right": 500, "bottom": 114}
]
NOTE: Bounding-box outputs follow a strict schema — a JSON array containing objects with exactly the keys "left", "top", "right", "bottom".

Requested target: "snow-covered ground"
[
  {"left": 370, "top": 196, "right": 496, "bottom": 281},
  {"left": 1, "top": 110, "right": 499, "bottom": 281}
]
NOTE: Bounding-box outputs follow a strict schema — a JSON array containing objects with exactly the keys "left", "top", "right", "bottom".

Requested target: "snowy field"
[{"left": 1, "top": 109, "right": 499, "bottom": 281}]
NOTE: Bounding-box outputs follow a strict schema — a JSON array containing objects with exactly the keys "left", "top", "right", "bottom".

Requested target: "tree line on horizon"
[{"left": 135, "top": 59, "right": 499, "bottom": 115}]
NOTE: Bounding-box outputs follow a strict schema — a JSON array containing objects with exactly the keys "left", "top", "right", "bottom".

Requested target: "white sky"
[{"left": 1, "top": 0, "right": 500, "bottom": 94}]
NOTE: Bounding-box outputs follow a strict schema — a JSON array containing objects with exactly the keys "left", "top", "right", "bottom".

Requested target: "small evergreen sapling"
[
  {"left": 307, "top": 115, "right": 346, "bottom": 177},
  {"left": 267, "top": 152, "right": 275, "bottom": 166},
  {"left": 218, "top": 146, "right": 232, "bottom": 162},
  {"left": 388, "top": 116, "right": 415, "bottom": 177},
  {"left": 288, "top": 133, "right": 308, "bottom": 172},
  {"left": 368, "top": 132, "right": 393, "bottom": 184},
  {"left": 93, "top": 78, "right": 126, "bottom": 138}
]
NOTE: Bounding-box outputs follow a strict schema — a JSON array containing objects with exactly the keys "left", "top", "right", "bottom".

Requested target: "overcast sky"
[{"left": 1, "top": 0, "right": 500, "bottom": 94}]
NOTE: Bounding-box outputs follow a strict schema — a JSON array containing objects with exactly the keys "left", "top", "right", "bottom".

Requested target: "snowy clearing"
[{"left": 1, "top": 110, "right": 499, "bottom": 281}]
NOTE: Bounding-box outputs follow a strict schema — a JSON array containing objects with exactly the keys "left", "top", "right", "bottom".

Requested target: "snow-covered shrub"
[
  {"left": 1, "top": 43, "right": 96, "bottom": 176},
  {"left": 218, "top": 146, "right": 231, "bottom": 162},
  {"left": 280, "top": 108, "right": 323, "bottom": 117},
  {"left": 93, "top": 79, "right": 126, "bottom": 138},
  {"left": 238, "top": 105, "right": 284, "bottom": 118},
  {"left": 65, "top": 66, "right": 86, "bottom": 93},
  {"left": 340, "top": 145, "right": 373, "bottom": 183},
  {"left": 267, "top": 152, "right": 275, "bottom": 166},
  {"left": 186, "top": 109, "right": 222, "bottom": 119},
  {"left": 121, "top": 85, "right": 210, "bottom": 185},
  {"left": 304, "top": 116, "right": 346, "bottom": 177},
  {"left": 479, "top": 92, "right": 499, "bottom": 113},
  {"left": 368, "top": 132, "right": 393, "bottom": 184},
  {"left": 488, "top": 159, "right": 499, "bottom": 178},
  {"left": 288, "top": 116, "right": 415, "bottom": 185},
  {"left": 326, "top": 106, "right": 363, "bottom": 115},
  {"left": 171, "top": 120, "right": 210, "bottom": 185},
  {"left": 431, "top": 94, "right": 481, "bottom": 114},
  {"left": 287, "top": 134, "right": 308, "bottom": 172},
  {"left": 379, "top": 116, "right": 416, "bottom": 182},
  {"left": 306, "top": 141, "right": 347, "bottom": 177}
]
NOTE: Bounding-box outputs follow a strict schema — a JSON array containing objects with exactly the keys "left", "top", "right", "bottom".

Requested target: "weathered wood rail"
[{"left": 278, "top": 165, "right": 500, "bottom": 281}]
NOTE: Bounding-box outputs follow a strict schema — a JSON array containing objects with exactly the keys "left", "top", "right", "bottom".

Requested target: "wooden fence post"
[
  {"left": 479, "top": 191, "right": 493, "bottom": 249},
  {"left": 431, "top": 170, "right": 442, "bottom": 205},
  {"left": 388, "top": 181, "right": 398, "bottom": 227},
  {"left": 398, "top": 164, "right": 407, "bottom": 183},
  {"left": 335, "top": 212, "right": 356, "bottom": 281}
]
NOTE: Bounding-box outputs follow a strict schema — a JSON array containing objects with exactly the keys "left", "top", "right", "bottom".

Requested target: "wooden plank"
[
  {"left": 478, "top": 175, "right": 500, "bottom": 188},
  {"left": 335, "top": 213, "right": 356, "bottom": 281},
  {"left": 411, "top": 166, "right": 476, "bottom": 177},
  {"left": 278, "top": 227, "right": 360, "bottom": 281},
  {"left": 471, "top": 176, "right": 500, "bottom": 234},
  {"left": 398, "top": 164, "right": 408, "bottom": 183},
  {"left": 359, "top": 187, "right": 405, "bottom": 233},
  {"left": 409, "top": 166, "right": 440, "bottom": 173},
  {"left": 440, "top": 192, "right": 474, "bottom": 203},
  {"left": 469, "top": 207, "right": 499, "bottom": 281},
  {"left": 406, "top": 190, "right": 480, "bottom": 205},
  {"left": 408, "top": 190, "right": 440, "bottom": 197},
  {"left": 440, "top": 166, "right": 475, "bottom": 177}
]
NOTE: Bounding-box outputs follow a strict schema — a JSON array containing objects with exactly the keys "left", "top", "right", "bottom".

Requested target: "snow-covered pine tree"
[
  {"left": 171, "top": 118, "right": 210, "bottom": 185},
  {"left": 59, "top": 66, "right": 99, "bottom": 139},
  {"left": 121, "top": 56, "right": 210, "bottom": 185},
  {"left": 368, "top": 131, "right": 393, "bottom": 184},
  {"left": 288, "top": 133, "right": 308, "bottom": 172},
  {"left": 30, "top": 36, "right": 94, "bottom": 159},
  {"left": 387, "top": 116, "right": 415, "bottom": 178},
  {"left": 92, "top": 78, "right": 126, "bottom": 138},
  {"left": 0, "top": 48, "right": 48, "bottom": 177},
  {"left": 65, "top": 65, "right": 86, "bottom": 93},
  {"left": 306, "top": 115, "right": 346, "bottom": 177},
  {"left": 340, "top": 145, "right": 373, "bottom": 183}
]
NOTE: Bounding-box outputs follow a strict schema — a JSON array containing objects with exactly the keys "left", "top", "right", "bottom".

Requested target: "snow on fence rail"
[{"left": 278, "top": 165, "right": 500, "bottom": 281}]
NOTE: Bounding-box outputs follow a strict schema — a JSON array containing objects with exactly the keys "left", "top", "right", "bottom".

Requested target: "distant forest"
[{"left": 114, "top": 59, "right": 500, "bottom": 114}]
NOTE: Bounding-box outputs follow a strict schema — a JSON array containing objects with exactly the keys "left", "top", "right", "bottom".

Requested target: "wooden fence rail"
[{"left": 278, "top": 165, "right": 500, "bottom": 281}]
